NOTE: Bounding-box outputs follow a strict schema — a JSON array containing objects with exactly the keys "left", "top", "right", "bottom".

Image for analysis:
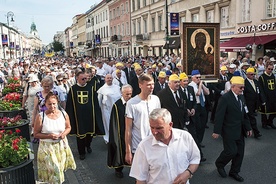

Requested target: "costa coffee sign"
[{"left": 237, "top": 22, "right": 276, "bottom": 34}]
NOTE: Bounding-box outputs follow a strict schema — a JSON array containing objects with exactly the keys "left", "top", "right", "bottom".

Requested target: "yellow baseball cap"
[
  {"left": 158, "top": 71, "right": 166, "bottom": 78},
  {"left": 179, "top": 72, "right": 188, "bottom": 80},
  {"left": 246, "top": 67, "right": 255, "bottom": 73},
  {"left": 230, "top": 76, "right": 244, "bottom": 85},
  {"left": 169, "top": 74, "right": 179, "bottom": 81}
]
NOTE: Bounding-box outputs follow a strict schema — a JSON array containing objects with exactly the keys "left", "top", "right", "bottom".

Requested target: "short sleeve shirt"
[{"left": 125, "top": 95, "right": 161, "bottom": 153}]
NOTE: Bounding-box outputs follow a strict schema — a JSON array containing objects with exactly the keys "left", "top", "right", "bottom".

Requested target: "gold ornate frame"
[{"left": 182, "top": 23, "right": 220, "bottom": 79}]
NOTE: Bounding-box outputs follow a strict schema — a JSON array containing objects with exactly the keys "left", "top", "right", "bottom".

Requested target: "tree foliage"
[{"left": 52, "top": 40, "right": 64, "bottom": 52}]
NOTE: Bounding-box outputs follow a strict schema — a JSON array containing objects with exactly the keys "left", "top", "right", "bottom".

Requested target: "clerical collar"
[
  {"left": 77, "top": 83, "right": 87, "bottom": 87},
  {"left": 264, "top": 71, "right": 272, "bottom": 76},
  {"left": 121, "top": 97, "right": 127, "bottom": 105}
]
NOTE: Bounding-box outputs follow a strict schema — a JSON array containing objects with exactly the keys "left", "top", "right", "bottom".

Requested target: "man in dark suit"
[
  {"left": 153, "top": 71, "right": 168, "bottom": 95},
  {"left": 151, "top": 64, "right": 159, "bottom": 82},
  {"left": 157, "top": 74, "right": 189, "bottom": 130},
  {"left": 210, "top": 66, "right": 228, "bottom": 123},
  {"left": 244, "top": 67, "right": 265, "bottom": 138},
  {"left": 213, "top": 76, "right": 252, "bottom": 182},
  {"left": 123, "top": 60, "right": 134, "bottom": 83},
  {"left": 179, "top": 72, "right": 206, "bottom": 162},
  {"left": 129, "top": 64, "right": 143, "bottom": 97}
]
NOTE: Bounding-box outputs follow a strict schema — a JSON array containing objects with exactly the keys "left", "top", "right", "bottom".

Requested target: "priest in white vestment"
[{"left": 98, "top": 74, "right": 121, "bottom": 143}]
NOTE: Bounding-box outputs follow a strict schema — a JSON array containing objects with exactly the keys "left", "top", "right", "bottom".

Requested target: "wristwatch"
[{"left": 185, "top": 168, "right": 193, "bottom": 179}]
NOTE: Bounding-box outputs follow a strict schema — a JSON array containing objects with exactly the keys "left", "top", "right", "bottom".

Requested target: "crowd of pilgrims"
[{"left": 0, "top": 52, "right": 275, "bottom": 182}]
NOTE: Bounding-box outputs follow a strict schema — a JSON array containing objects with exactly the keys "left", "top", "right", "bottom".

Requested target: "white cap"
[{"left": 229, "top": 64, "right": 236, "bottom": 68}]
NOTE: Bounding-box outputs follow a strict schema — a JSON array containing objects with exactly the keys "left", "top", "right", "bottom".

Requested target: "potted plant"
[
  {"left": 0, "top": 115, "right": 30, "bottom": 141},
  {"left": 0, "top": 92, "right": 23, "bottom": 118},
  {"left": 2, "top": 77, "right": 22, "bottom": 96},
  {"left": 0, "top": 129, "right": 35, "bottom": 183}
]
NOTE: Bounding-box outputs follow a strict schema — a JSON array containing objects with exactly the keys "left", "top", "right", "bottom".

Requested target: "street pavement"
[{"left": 33, "top": 114, "right": 276, "bottom": 184}]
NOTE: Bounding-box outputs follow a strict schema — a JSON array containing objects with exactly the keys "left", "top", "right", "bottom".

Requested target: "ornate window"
[
  {"left": 206, "top": 10, "right": 214, "bottom": 23},
  {"left": 242, "top": 0, "right": 251, "bottom": 22},
  {"left": 221, "top": 6, "right": 229, "bottom": 28},
  {"left": 267, "top": 0, "right": 276, "bottom": 18}
]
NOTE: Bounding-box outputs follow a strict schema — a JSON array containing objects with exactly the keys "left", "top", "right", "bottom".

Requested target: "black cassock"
[
  {"left": 107, "top": 99, "right": 129, "bottom": 168},
  {"left": 66, "top": 83, "right": 105, "bottom": 138}
]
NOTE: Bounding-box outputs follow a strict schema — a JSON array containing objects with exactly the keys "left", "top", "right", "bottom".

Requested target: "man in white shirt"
[
  {"left": 125, "top": 74, "right": 161, "bottom": 165},
  {"left": 130, "top": 108, "right": 200, "bottom": 184},
  {"left": 188, "top": 70, "right": 209, "bottom": 149}
]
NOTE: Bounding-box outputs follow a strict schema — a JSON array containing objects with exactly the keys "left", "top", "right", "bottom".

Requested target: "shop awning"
[
  {"left": 163, "top": 37, "right": 181, "bottom": 49},
  {"left": 220, "top": 35, "right": 276, "bottom": 52}
]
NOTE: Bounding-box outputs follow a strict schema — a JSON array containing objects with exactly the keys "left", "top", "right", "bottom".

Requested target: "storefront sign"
[
  {"left": 237, "top": 22, "right": 276, "bottom": 34},
  {"left": 220, "top": 31, "right": 235, "bottom": 37}
]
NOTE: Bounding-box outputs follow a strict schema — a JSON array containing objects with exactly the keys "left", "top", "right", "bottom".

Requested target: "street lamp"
[
  {"left": 165, "top": 0, "right": 169, "bottom": 56},
  {"left": 7, "top": 11, "right": 15, "bottom": 59}
]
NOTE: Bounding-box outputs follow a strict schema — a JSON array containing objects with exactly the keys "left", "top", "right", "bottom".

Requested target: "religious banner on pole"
[
  {"left": 10, "top": 42, "right": 15, "bottom": 49},
  {"left": 95, "top": 34, "right": 101, "bottom": 45},
  {"left": 170, "top": 13, "right": 179, "bottom": 35},
  {"left": 1, "top": 34, "right": 8, "bottom": 47}
]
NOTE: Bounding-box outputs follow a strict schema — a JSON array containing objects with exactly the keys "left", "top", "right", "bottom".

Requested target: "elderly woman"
[
  {"left": 22, "top": 75, "right": 41, "bottom": 122},
  {"left": 34, "top": 92, "right": 76, "bottom": 183},
  {"left": 31, "top": 76, "right": 65, "bottom": 131}
]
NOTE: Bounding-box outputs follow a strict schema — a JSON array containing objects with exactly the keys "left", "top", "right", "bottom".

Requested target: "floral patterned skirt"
[{"left": 37, "top": 137, "right": 76, "bottom": 184}]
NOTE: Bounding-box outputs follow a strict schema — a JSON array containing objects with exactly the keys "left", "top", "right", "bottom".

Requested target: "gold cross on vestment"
[
  {"left": 77, "top": 91, "right": 89, "bottom": 104},
  {"left": 267, "top": 79, "right": 275, "bottom": 90}
]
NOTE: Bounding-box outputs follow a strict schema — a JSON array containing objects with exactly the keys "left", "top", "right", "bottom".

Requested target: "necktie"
[
  {"left": 183, "top": 88, "right": 187, "bottom": 98},
  {"left": 117, "top": 78, "right": 123, "bottom": 88},
  {"left": 250, "top": 80, "right": 256, "bottom": 91},
  {"left": 199, "top": 92, "right": 205, "bottom": 107},
  {"left": 161, "top": 84, "right": 164, "bottom": 89},
  {"left": 237, "top": 95, "right": 242, "bottom": 111},
  {"left": 174, "top": 91, "right": 182, "bottom": 106}
]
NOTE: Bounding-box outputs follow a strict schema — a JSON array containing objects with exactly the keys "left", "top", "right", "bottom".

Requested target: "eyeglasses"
[
  {"left": 81, "top": 78, "right": 87, "bottom": 81},
  {"left": 57, "top": 80, "right": 63, "bottom": 82},
  {"left": 196, "top": 76, "right": 201, "bottom": 79},
  {"left": 248, "top": 74, "right": 255, "bottom": 76},
  {"left": 267, "top": 68, "right": 273, "bottom": 71},
  {"left": 239, "top": 86, "right": 245, "bottom": 90}
]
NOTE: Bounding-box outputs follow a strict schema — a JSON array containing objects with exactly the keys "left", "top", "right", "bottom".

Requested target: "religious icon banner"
[{"left": 182, "top": 23, "right": 220, "bottom": 79}]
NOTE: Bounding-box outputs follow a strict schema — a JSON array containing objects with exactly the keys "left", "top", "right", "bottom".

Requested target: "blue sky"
[{"left": 0, "top": 0, "right": 101, "bottom": 44}]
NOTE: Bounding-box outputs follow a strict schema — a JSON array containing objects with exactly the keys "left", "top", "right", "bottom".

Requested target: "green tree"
[{"left": 52, "top": 40, "right": 64, "bottom": 52}]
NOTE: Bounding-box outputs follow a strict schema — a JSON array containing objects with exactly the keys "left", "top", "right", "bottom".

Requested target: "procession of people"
[{"left": 0, "top": 52, "right": 276, "bottom": 183}]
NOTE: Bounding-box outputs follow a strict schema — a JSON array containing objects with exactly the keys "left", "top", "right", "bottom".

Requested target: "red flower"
[
  {"left": 9, "top": 103, "right": 13, "bottom": 107},
  {"left": 8, "top": 130, "right": 12, "bottom": 135},
  {"left": 15, "top": 129, "right": 21, "bottom": 133},
  {"left": 12, "top": 144, "right": 19, "bottom": 151}
]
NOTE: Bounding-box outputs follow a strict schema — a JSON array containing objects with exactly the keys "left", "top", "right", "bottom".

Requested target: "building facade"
[
  {"left": 62, "top": 0, "right": 276, "bottom": 60},
  {"left": 109, "top": 0, "right": 131, "bottom": 57},
  {"left": 0, "top": 22, "right": 42, "bottom": 59}
]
